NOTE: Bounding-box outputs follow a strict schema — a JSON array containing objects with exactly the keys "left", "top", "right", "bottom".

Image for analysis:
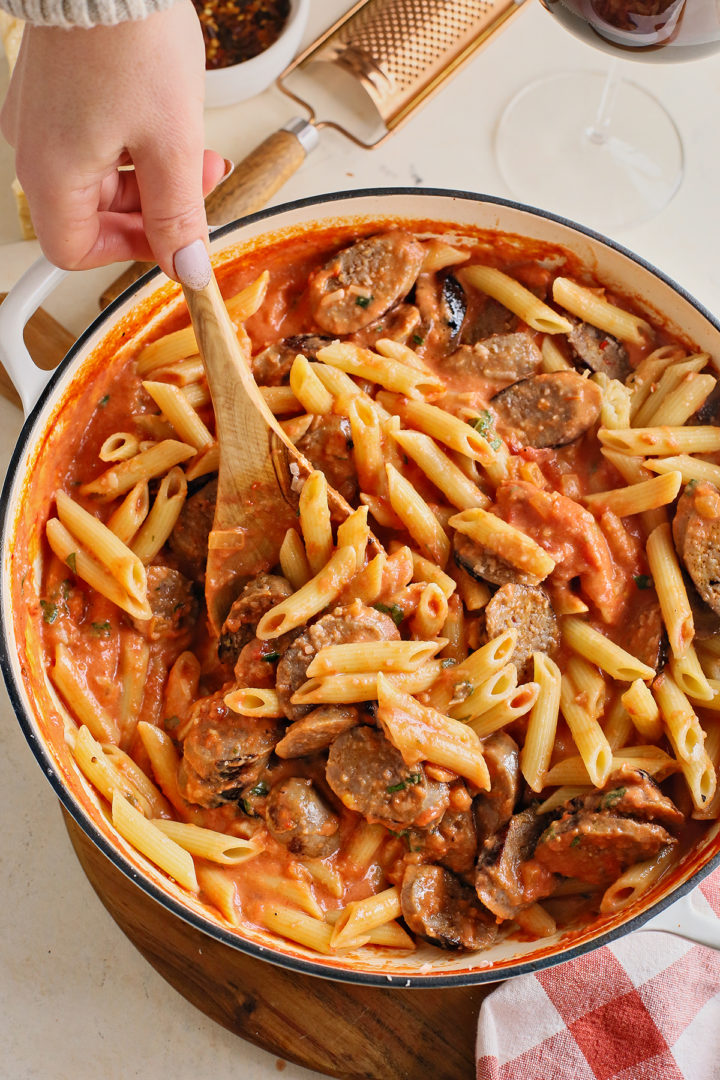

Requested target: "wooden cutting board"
[
  {"left": 0, "top": 292, "right": 74, "bottom": 407},
  {"left": 63, "top": 811, "right": 496, "bottom": 1079}
]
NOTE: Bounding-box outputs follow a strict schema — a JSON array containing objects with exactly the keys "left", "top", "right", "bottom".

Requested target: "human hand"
[{"left": 0, "top": 0, "right": 226, "bottom": 280}]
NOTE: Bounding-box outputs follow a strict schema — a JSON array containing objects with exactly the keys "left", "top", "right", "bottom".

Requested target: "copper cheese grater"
[{"left": 100, "top": 0, "right": 526, "bottom": 307}]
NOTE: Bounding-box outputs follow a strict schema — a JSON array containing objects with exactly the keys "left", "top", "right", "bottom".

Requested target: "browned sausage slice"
[
  {"left": 567, "top": 320, "right": 631, "bottom": 381},
  {"left": 401, "top": 865, "right": 497, "bottom": 951},
  {"left": 491, "top": 371, "right": 602, "bottom": 448},
  {"left": 275, "top": 705, "right": 360, "bottom": 759},
  {"left": 219, "top": 573, "right": 292, "bottom": 666},
  {"left": 252, "top": 334, "right": 334, "bottom": 386},
  {"left": 408, "top": 804, "right": 478, "bottom": 877},
  {"left": 473, "top": 733, "right": 520, "bottom": 844},
  {"left": 673, "top": 481, "right": 720, "bottom": 616},
  {"left": 452, "top": 531, "right": 544, "bottom": 588},
  {"left": 295, "top": 415, "right": 357, "bottom": 504},
  {"left": 483, "top": 584, "right": 559, "bottom": 681},
  {"left": 131, "top": 565, "right": 198, "bottom": 643},
  {"left": 169, "top": 477, "right": 217, "bottom": 581},
  {"left": 308, "top": 232, "right": 425, "bottom": 334},
  {"left": 265, "top": 777, "right": 341, "bottom": 858},
  {"left": 564, "top": 766, "right": 684, "bottom": 832},
  {"left": 534, "top": 814, "right": 676, "bottom": 885},
  {"left": 475, "top": 808, "right": 554, "bottom": 919},
  {"left": 446, "top": 332, "right": 542, "bottom": 384},
  {"left": 276, "top": 601, "right": 400, "bottom": 721},
  {"left": 326, "top": 726, "right": 448, "bottom": 829}
]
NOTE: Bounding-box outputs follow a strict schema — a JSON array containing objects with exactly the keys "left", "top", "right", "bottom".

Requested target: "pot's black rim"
[{"left": 2, "top": 186, "right": 720, "bottom": 989}]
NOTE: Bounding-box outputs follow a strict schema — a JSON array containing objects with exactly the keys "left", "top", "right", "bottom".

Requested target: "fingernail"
[
  {"left": 223, "top": 157, "right": 235, "bottom": 179},
  {"left": 174, "top": 239, "right": 212, "bottom": 290}
]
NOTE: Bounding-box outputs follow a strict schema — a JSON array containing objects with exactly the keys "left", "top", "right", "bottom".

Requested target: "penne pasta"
[
  {"left": 306, "top": 639, "right": 444, "bottom": 677},
  {"left": 111, "top": 791, "right": 199, "bottom": 892},
  {"left": 224, "top": 687, "right": 285, "bottom": 717},
  {"left": 553, "top": 276, "right": 652, "bottom": 345},
  {"left": 151, "top": 820, "right": 264, "bottom": 865},
  {"left": 386, "top": 463, "right": 450, "bottom": 567},
  {"left": 289, "top": 354, "right": 334, "bottom": 415},
  {"left": 299, "top": 470, "right": 333, "bottom": 576},
  {"left": 449, "top": 508, "right": 555, "bottom": 582},
  {"left": 521, "top": 653, "right": 562, "bottom": 793},
  {"left": 142, "top": 380, "right": 214, "bottom": 450},
  {"left": 291, "top": 662, "right": 442, "bottom": 705},
  {"left": 562, "top": 616, "right": 656, "bottom": 682},
  {"left": 256, "top": 546, "right": 357, "bottom": 639},
  {"left": 582, "top": 470, "right": 682, "bottom": 518},
  {"left": 391, "top": 428, "right": 490, "bottom": 510},
  {"left": 106, "top": 480, "right": 149, "bottom": 546},
  {"left": 462, "top": 265, "right": 573, "bottom": 334},
  {"left": 646, "top": 523, "right": 694, "bottom": 659},
  {"left": 599, "top": 426, "right": 720, "bottom": 457},
  {"left": 131, "top": 466, "right": 187, "bottom": 562},
  {"left": 279, "top": 528, "right": 312, "bottom": 591},
  {"left": 316, "top": 341, "right": 445, "bottom": 399},
  {"left": 621, "top": 679, "right": 663, "bottom": 742}
]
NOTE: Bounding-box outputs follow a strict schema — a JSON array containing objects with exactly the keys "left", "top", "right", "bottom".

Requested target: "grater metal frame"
[{"left": 277, "top": 0, "right": 526, "bottom": 149}]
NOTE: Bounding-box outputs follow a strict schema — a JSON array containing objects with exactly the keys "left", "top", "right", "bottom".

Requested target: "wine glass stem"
[{"left": 586, "top": 59, "right": 622, "bottom": 146}]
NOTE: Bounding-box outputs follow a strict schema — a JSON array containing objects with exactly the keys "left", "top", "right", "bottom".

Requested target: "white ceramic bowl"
[
  {"left": 204, "top": 0, "right": 309, "bottom": 108},
  {"left": 1, "top": 190, "right": 720, "bottom": 988}
]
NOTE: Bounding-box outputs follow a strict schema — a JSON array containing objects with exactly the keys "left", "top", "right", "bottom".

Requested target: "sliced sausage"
[
  {"left": 275, "top": 705, "right": 360, "bottom": 759},
  {"left": 474, "top": 733, "right": 520, "bottom": 845},
  {"left": 295, "top": 415, "right": 357, "bottom": 505},
  {"left": 308, "top": 232, "right": 425, "bottom": 334},
  {"left": 252, "top": 334, "right": 334, "bottom": 386},
  {"left": 265, "top": 777, "right": 341, "bottom": 858},
  {"left": 475, "top": 808, "right": 555, "bottom": 920},
  {"left": 414, "top": 272, "right": 467, "bottom": 352},
  {"left": 401, "top": 865, "right": 497, "bottom": 951},
  {"left": 326, "top": 726, "right": 448, "bottom": 829},
  {"left": 276, "top": 601, "right": 400, "bottom": 721},
  {"left": 180, "top": 690, "right": 284, "bottom": 807},
  {"left": 446, "top": 332, "right": 542, "bottom": 385},
  {"left": 564, "top": 766, "right": 684, "bottom": 832},
  {"left": 132, "top": 565, "right": 198, "bottom": 642},
  {"left": 352, "top": 303, "right": 421, "bottom": 349},
  {"left": 533, "top": 813, "right": 676, "bottom": 885},
  {"left": 233, "top": 632, "right": 300, "bottom": 689},
  {"left": 624, "top": 598, "right": 666, "bottom": 671},
  {"left": 483, "top": 584, "right": 559, "bottom": 681},
  {"left": 673, "top": 481, "right": 720, "bottom": 616},
  {"left": 218, "top": 573, "right": 292, "bottom": 666},
  {"left": 453, "top": 530, "right": 545, "bottom": 588},
  {"left": 567, "top": 319, "right": 631, "bottom": 381},
  {"left": 409, "top": 806, "right": 479, "bottom": 877},
  {"left": 461, "top": 296, "right": 517, "bottom": 343},
  {"left": 491, "top": 371, "right": 602, "bottom": 448},
  {"left": 169, "top": 477, "right": 217, "bottom": 581}
]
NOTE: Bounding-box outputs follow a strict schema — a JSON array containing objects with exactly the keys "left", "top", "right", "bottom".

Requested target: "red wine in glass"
[{"left": 541, "top": 0, "right": 720, "bottom": 63}]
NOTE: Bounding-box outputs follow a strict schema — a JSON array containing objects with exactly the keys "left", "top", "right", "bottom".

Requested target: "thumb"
[{"left": 132, "top": 141, "right": 223, "bottom": 281}]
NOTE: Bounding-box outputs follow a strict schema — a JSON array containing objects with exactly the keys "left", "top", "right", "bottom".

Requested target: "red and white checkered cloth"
[{"left": 476, "top": 868, "right": 720, "bottom": 1080}]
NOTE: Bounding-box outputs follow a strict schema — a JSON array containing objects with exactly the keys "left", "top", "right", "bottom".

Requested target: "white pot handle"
[
  {"left": 641, "top": 888, "right": 720, "bottom": 950},
  {"left": 0, "top": 256, "right": 68, "bottom": 415}
]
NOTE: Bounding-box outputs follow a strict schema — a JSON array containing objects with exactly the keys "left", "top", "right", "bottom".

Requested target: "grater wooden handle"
[{"left": 99, "top": 124, "right": 315, "bottom": 310}]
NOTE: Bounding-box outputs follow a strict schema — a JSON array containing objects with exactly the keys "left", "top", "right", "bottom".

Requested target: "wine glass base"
[{"left": 495, "top": 71, "right": 684, "bottom": 233}]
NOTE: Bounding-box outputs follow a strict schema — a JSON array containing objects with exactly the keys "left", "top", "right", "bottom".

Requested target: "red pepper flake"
[
  {"left": 599, "top": 338, "right": 608, "bottom": 350},
  {"left": 193, "top": 0, "right": 290, "bottom": 70}
]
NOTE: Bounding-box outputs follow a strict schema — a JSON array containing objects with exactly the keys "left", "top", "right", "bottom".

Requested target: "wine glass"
[{"left": 495, "top": 1, "right": 720, "bottom": 232}]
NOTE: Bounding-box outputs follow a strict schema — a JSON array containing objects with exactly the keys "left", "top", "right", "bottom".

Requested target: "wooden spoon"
[{"left": 181, "top": 270, "right": 356, "bottom": 635}]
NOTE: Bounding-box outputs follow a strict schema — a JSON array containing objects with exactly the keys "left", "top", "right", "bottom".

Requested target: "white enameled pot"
[{"left": 1, "top": 189, "right": 719, "bottom": 988}]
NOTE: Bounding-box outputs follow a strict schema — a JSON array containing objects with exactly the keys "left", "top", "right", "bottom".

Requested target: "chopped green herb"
[
  {"left": 408, "top": 773, "right": 422, "bottom": 785},
  {"left": 240, "top": 798, "right": 256, "bottom": 817},
  {"left": 490, "top": 437, "right": 502, "bottom": 451},
  {"left": 386, "top": 781, "right": 407, "bottom": 793},
  {"left": 390, "top": 828, "right": 410, "bottom": 839},
  {"left": 262, "top": 651, "right": 281, "bottom": 663},
  {"left": 164, "top": 715, "right": 180, "bottom": 730},
  {"left": 40, "top": 600, "right": 58, "bottom": 624},
  {"left": 66, "top": 552, "right": 77, "bottom": 573},
  {"left": 634, "top": 574, "right": 653, "bottom": 590},
  {"left": 98, "top": 394, "right": 110, "bottom": 407},
  {"left": 374, "top": 602, "right": 405, "bottom": 627},
  {"left": 90, "top": 620, "right": 111, "bottom": 637},
  {"left": 412, "top": 333, "right": 425, "bottom": 346},
  {"left": 602, "top": 787, "right": 627, "bottom": 809},
  {"left": 441, "top": 658, "right": 456, "bottom": 669},
  {"left": 355, "top": 295, "right": 373, "bottom": 308},
  {"left": 249, "top": 781, "right": 269, "bottom": 797},
  {"left": 472, "top": 411, "right": 494, "bottom": 436},
  {"left": 570, "top": 835, "right": 582, "bottom": 848}
]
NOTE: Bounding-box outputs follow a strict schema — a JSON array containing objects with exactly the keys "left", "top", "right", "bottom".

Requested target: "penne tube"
[
  {"left": 303, "top": 858, "right": 344, "bottom": 899},
  {"left": 419, "top": 239, "right": 470, "bottom": 273},
  {"left": 552, "top": 276, "right": 652, "bottom": 344},
  {"left": 256, "top": 546, "right": 357, "bottom": 639},
  {"left": 621, "top": 679, "right": 663, "bottom": 742},
  {"left": 449, "top": 664, "right": 518, "bottom": 721},
  {"left": 131, "top": 466, "right": 187, "bottom": 562},
  {"left": 449, "top": 561, "right": 490, "bottom": 611},
  {"left": 664, "top": 725, "right": 717, "bottom": 812},
  {"left": 259, "top": 385, "right": 303, "bottom": 415},
  {"left": 224, "top": 687, "right": 284, "bottom": 717},
  {"left": 330, "top": 886, "right": 402, "bottom": 949},
  {"left": 152, "top": 357, "right": 205, "bottom": 386},
  {"left": 316, "top": 341, "right": 445, "bottom": 399},
  {"left": 600, "top": 846, "right": 677, "bottom": 914},
  {"left": 582, "top": 471, "right": 682, "bottom": 518},
  {"left": 449, "top": 508, "right": 555, "bottom": 582},
  {"left": 646, "top": 523, "right": 694, "bottom": 659},
  {"left": 541, "top": 334, "right": 572, "bottom": 372},
  {"left": 339, "top": 551, "right": 386, "bottom": 606},
  {"left": 336, "top": 505, "right": 369, "bottom": 571},
  {"left": 101, "top": 742, "right": 170, "bottom": 819},
  {"left": 451, "top": 629, "right": 518, "bottom": 686},
  {"left": 375, "top": 392, "right": 499, "bottom": 464},
  {"left": 72, "top": 725, "right": 152, "bottom": 815},
  {"left": 462, "top": 265, "right": 572, "bottom": 334},
  {"left": 536, "top": 785, "right": 591, "bottom": 814},
  {"left": 137, "top": 721, "right": 203, "bottom": 823},
  {"left": 306, "top": 639, "right": 444, "bottom": 677},
  {"left": 46, "top": 518, "right": 152, "bottom": 621},
  {"left": 279, "top": 413, "right": 314, "bottom": 443},
  {"left": 438, "top": 592, "right": 467, "bottom": 664},
  {"left": 542, "top": 745, "right": 678, "bottom": 787},
  {"left": 643, "top": 373, "right": 716, "bottom": 429},
  {"left": 598, "top": 376, "right": 632, "bottom": 430},
  {"left": 632, "top": 354, "right": 709, "bottom": 428},
  {"left": 521, "top": 653, "right": 562, "bottom": 793},
  {"left": 386, "top": 463, "right": 450, "bottom": 567},
  {"left": 279, "top": 528, "right": 312, "bottom": 591},
  {"left": 289, "top": 354, "right": 334, "bottom": 415},
  {"left": 106, "top": 481, "right": 149, "bottom": 546},
  {"left": 565, "top": 655, "right": 607, "bottom": 720},
  {"left": 292, "top": 662, "right": 442, "bottom": 705},
  {"left": 118, "top": 630, "right": 151, "bottom": 747},
  {"left": 100, "top": 432, "right": 140, "bottom": 462},
  {"left": 246, "top": 871, "right": 323, "bottom": 919},
  {"left": 259, "top": 906, "right": 335, "bottom": 954},
  {"left": 669, "top": 646, "right": 713, "bottom": 703},
  {"left": 689, "top": 678, "right": 720, "bottom": 712},
  {"left": 111, "top": 791, "right": 199, "bottom": 892},
  {"left": 559, "top": 672, "right": 613, "bottom": 788},
  {"left": 400, "top": 545, "right": 456, "bottom": 599},
  {"left": 374, "top": 338, "right": 432, "bottom": 372},
  {"left": 653, "top": 672, "right": 707, "bottom": 764},
  {"left": 163, "top": 650, "right": 201, "bottom": 732},
  {"left": 627, "top": 345, "right": 686, "bottom": 418},
  {"left": 56, "top": 490, "right": 147, "bottom": 603},
  {"left": 343, "top": 821, "right": 387, "bottom": 875},
  {"left": 52, "top": 643, "right": 119, "bottom": 743},
  {"left": 514, "top": 903, "right": 557, "bottom": 938},
  {"left": 409, "top": 583, "right": 448, "bottom": 640},
  {"left": 299, "top": 470, "right": 333, "bottom": 576},
  {"left": 562, "top": 616, "right": 656, "bottom": 681},
  {"left": 602, "top": 695, "right": 635, "bottom": 752},
  {"left": 151, "top": 820, "right": 264, "bottom": 865},
  {"left": 599, "top": 426, "right": 720, "bottom": 457},
  {"left": 78, "top": 439, "right": 196, "bottom": 500},
  {"left": 377, "top": 675, "right": 490, "bottom": 790},
  {"left": 184, "top": 442, "right": 219, "bottom": 481},
  {"left": 348, "top": 396, "right": 385, "bottom": 494},
  {"left": 360, "top": 492, "right": 404, "bottom": 530},
  {"left": 196, "top": 865, "right": 241, "bottom": 926},
  {"left": 465, "top": 682, "right": 540, "bottom": 739},
  {"left": 391, "top": 428, "right": 490, "bottom": 510},
  {"left": 142, "top": 380, "right": 214, "bottom": 450},
  {"left": 645, "top": 454, "right": 720, "bottom": 488}
]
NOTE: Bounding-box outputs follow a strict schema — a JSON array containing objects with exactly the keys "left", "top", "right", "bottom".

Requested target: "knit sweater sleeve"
[{"left": 0, "top": 0, "right": 180, "bottom": 29}]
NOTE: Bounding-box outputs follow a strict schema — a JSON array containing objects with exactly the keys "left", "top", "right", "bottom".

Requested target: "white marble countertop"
[{"left": 1, "top": 2, "right": 720, "bottom": 1078}]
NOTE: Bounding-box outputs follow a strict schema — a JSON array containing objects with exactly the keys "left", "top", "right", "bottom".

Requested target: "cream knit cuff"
[{"left": 0, "top": 0, "right": 179, "bottom": 29}]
